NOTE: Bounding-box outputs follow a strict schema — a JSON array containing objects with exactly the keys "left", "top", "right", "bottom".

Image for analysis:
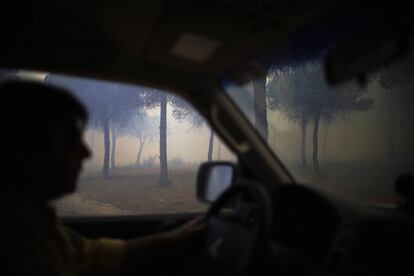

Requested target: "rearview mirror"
[{"left": 197, "top": 162, "right": 235, "bottom": 203}]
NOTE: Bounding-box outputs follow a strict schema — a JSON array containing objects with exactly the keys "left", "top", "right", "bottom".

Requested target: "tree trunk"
[
  {"left": 253, "top": 78, "right": 269, "bottom": 142},
  {"left": 300, "top": 112, "right": 307, "bottom": 166},
  {"left": 135, "top": 137, "right": 145, "bottom": 166},
  {"left": 159, "top": 94, "right": 169, "bottom": 186},
  {"left": 102, "top": 117, "right": 110, "bottom": 179},
  {"left": 389, "top": 96, "right": 395, "bottom": 163},
  {"left": 312, "top": 110, "right": 321, "bottom": 172},
  {"left": 322, "top": 124, "right": 328, "bottom": 161},
  {"left": 111, "top": 127, "right": 117, "bottom": 171},
  {"left": 217, "top": 141, "right": 222, "bottom": 160},
  {"left": 208, "top": 127, "right": 215, "bottom": 161}
]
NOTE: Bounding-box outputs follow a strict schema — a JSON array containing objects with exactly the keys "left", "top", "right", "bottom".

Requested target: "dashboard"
[{"left": 268, "top": 184, "right": 414, "bottom": 276}]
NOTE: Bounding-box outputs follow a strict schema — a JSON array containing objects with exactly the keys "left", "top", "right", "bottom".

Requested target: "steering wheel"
[{"left": 188, "top": 179, "right": 273, "bottom": 275}]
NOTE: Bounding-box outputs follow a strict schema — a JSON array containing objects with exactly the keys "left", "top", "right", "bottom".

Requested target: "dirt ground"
[
  {"left": 55, "top": 161, "right": 402, "bottom": 217},
  {"left": 55, "top": 194, "right": 132, "bottom": 216},
  {"left": 55, "top": 166, "right": 208, "bottom": 217},
  {"left": 288, "top": 161, "right": 400, "bottom": 205}
]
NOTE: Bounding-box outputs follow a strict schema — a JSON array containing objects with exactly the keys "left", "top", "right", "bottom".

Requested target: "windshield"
[{"left": 221, "top": 7, "right": 414, "bottom": 205}]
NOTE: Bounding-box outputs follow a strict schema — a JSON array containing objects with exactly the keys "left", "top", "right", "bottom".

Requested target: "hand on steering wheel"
[{"left": 186, "top": 179, "right": 273, "bottom": 276}]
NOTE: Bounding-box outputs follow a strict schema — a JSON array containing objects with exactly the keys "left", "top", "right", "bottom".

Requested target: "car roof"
[{"left": 0, "top": 0, "right": 336, "bottom": 93}]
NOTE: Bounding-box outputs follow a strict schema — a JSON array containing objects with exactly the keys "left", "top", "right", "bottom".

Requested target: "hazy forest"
[
  {"left": 225, "top": 56, "right": 414, "bottom": 206},
  {"left": 42, "top": 74, "right": 234, "bottom": 216},
  {"left": 1, "top": 56, "right": 413, "bottom": 216}
]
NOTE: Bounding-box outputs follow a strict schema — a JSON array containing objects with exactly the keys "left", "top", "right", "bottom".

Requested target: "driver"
[{"left": 0, "top": 80, "right": 206, "bottom": 276}]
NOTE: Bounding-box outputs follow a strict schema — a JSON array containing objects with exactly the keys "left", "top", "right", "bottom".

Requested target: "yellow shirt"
[{"left": 0, "top": 195, "right": 125, "bottom": 276}]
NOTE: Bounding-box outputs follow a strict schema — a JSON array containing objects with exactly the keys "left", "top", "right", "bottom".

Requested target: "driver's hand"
[{"left": 162, "top": 216, "right": 207, "bottom": 248}]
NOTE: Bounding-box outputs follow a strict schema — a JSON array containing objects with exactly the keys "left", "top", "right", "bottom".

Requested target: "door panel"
[{"left": 63, "top": 213, "right": 201, "bottom": 239}]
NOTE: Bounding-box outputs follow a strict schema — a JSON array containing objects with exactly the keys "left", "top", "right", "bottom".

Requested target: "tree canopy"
[{"left": 267, "top": 62, "right": 374, "bottom": 170}]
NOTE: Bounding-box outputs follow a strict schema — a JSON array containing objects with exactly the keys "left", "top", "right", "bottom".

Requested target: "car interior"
[{"left": 1, "top": 0, "right": 414, "bottom": 275}]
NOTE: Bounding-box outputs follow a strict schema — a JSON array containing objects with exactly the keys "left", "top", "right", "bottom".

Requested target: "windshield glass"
[{"left": 221, "top": 6, "right": 414, "bottom": 205}]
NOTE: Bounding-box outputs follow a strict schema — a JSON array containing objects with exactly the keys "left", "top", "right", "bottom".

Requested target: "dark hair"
[{"left": 0, "top": 80, "right": 88, "bottom": 152}]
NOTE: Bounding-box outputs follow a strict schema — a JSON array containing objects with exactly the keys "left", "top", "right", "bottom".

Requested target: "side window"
[{"left": 39, "top": 74, "right": 236, "bottom": 217}]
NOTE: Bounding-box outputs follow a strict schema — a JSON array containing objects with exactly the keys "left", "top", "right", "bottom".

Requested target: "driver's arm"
[
  {"left": 60, "top": 217, "right": 205, "bottom": 276},
  {"left": 59, "top": 225, "right": 125, "bottom": 276},
  {"left": 121, "top": 217, "right": 206, "bottom": 276}
]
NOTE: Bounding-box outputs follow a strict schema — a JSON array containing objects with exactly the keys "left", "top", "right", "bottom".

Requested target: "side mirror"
[{"left": 197, "top": 162, "right": 236, "bottom": 203}]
